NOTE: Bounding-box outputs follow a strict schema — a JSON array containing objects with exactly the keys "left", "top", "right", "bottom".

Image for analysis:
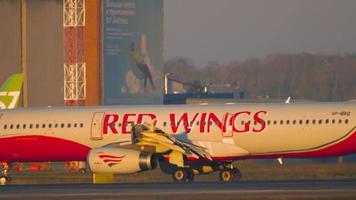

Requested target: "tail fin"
[{"left": 0, "top": 74, "right": 23, "bottom": 109}]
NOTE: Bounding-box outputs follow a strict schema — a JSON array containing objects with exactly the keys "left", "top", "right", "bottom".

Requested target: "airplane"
[
  {"left": 0, "top": 73, "right": 23, "bottom": 109},
  {"left": 0, "top": 100, "right": 354, "bottom": 184}
]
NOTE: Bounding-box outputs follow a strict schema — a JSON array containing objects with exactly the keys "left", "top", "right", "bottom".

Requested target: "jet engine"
[{"left": 87, "top": 147, "right": 157, "bottom": 174}]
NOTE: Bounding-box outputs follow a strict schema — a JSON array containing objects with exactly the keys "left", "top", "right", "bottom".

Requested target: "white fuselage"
[{"left": 0, "top": 102, "right": 355, "bottom": 162}]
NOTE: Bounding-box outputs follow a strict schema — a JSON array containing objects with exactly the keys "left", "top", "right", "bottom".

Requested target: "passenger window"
[
  {"left": 54, "top": 124, "right": 58, "bottom": 128},
  {"left": 23, "top": 124, "right": 26, "bottom": 129},
  {"left": 30, "top": 124, "right": 33, "bottom": 129},
  {"left": 273, "top": 120, "right": 277, "bottom": 125},
  {"left": 280, "top": 120, "right": 283, "bottom": 125},
  {"left": 42, "top": 124, "right": 46, "bottom": 128},
  {"left": 241, "top": 121, "right": 245, "bottom": 125},
  {"left": 3, "top": 125, "right": 7, "bottom": 130},
  {"left": 36, "top": 124, "right": 39, "bottom": 129},
  {"left": 267, "top": 120, "right": 271, "bottom": 125},
  {"left": 293, "top": 120, "right": 296, "bottom": 125},
  {"left": 325, "top": 119, "right": 329, "bottom": 124},
  {"left": 80, "top": 123, "right": 84, "bottom": 128},
  {"left": 74, "top": 123, "right": 77, "bottom": 128},
  {"left": 299, "top": 120, "right": 303, "bottom": 125},
  {"left": 67, "top": 123, "right": 71, "bottom": 128},
  {"left": 196, "top": 121, "right": 199, "bottom": 126},
  {"left": 61, "top": 123, "right": 65, "bottom": 128},
  {"left": 332, "top": 119, "right": 335, "bottom": 124},
  {"left": 16, "top": 124, "right": 20, "bottom": 129},
  {"left": 163, "top": 122, "right": 167, "bottom": 127},
  {"left": 319, "top": 120, "right": 322, "bottom": 124},
  {"left": 49, "top": 124, "right": 52, "bottom": 128},
  {"left": 10, "top": 124, "right": 14, "bottom": 129},
  {"left": 306, "top": 120, "right": 309, "bottom": 125},
  {"left": 345, "top": 119, "right": 349, "bottom": 124},
  {"left": 286, "top": 120, "right": 290, "bottom": 125},
  {"left": 312, "top": 120, "right": 316, "bottom": 124}
]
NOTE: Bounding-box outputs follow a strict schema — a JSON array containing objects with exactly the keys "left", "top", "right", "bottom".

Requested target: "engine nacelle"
[{"left": 87, "top": 147, "right": 156, "bottom": 174}]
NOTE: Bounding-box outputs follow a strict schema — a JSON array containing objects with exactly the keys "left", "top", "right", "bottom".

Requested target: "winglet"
[{"left": 285, "top": 96, "right": 291, "bottom": 104}]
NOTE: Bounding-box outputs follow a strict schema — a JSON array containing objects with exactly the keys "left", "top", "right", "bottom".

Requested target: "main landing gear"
[
  {"left": 172, "top": 167, "right": 195, "bottom": 182},
  {"left": 171, "top": 163, "right": 242, "bottom": 183},
  {"left": 219, "top": 168, "right": 241, "bottom": 182}
]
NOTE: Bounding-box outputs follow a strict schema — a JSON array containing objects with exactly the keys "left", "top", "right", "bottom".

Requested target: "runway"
[{"left": 1, "top": 180, "right": 356, "bottom": 200}]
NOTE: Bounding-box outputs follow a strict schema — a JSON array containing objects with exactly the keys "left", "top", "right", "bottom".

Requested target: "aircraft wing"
[{"left": 132, "top": 124, "right": 212, "bottom": 160}]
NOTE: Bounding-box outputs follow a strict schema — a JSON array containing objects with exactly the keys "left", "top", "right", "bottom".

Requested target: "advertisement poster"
[{"left": 103, "top": 0, "right": 163, "bottom": 105}]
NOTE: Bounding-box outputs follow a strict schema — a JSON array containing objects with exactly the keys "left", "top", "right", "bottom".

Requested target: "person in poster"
[{"left": 128, "top": 34, "right": 156, "bottom": 94}]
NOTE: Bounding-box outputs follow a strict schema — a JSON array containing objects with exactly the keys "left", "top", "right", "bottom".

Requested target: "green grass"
[{"left": 7, "top": 161, "right": 356, "bottom": 185}]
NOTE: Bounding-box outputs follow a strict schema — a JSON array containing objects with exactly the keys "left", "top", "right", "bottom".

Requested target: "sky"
[{"left": 164, "top": 0, "right": 356, "bottom": 68}]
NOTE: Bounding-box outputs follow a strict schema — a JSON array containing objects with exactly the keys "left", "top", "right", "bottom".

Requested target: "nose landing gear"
[{"left": 0, "top": 162, "right": 10, "bottom": 185}]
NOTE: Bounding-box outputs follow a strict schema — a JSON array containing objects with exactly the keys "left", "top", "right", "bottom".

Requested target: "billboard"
[{"left": 103, "top": 0, "right": 163, "bottom": 105}]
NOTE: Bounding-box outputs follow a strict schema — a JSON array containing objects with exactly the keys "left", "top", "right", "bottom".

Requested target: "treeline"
[{"left": 164, "top": 53, "right": 356, "bottom": 101}]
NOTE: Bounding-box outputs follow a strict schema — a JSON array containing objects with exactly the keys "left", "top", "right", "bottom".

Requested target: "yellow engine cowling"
[{"left": 87, "top": 147, "right": 156, "bottom": 174}]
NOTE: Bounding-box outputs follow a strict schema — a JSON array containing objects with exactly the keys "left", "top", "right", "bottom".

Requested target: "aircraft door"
[{"left": 91, "top": 112, "right": 104, "bottom": 140}]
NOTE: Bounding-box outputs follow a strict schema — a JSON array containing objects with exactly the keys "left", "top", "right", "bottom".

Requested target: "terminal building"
[{"left": 0, "top": 0, "right": 164, "bottom": 107}]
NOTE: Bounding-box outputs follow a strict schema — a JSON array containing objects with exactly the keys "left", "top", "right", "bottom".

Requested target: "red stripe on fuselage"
[{"left": 0, "top": 135, "right": 90, "bottom": 162}]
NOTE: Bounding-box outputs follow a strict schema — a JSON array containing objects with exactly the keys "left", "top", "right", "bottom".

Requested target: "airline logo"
[
  {"left": 0, "top": 91, "right": 20, "bottom": 109},
  {"left": 102, "top": 111, "right": 267, "bottom": 135},
  {"left": 98, "top": 154, "right": 126, "bottom": 167}
]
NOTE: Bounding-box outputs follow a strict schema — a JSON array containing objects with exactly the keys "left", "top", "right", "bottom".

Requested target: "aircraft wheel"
[
  {"left": 172, "top": 168, "right": 188, "bottom": 182},
  {"left": 0, "top": 176, "right": 7, "bottom": 186},
  {"left": 219, "top": 169, "right": 234, "bottom": 182},
  {"left": 187, "top": 168, "right": 195, "bottom": 182},
  {"left": 232, "top": 168, "right": 242, "bottom": 181}
]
